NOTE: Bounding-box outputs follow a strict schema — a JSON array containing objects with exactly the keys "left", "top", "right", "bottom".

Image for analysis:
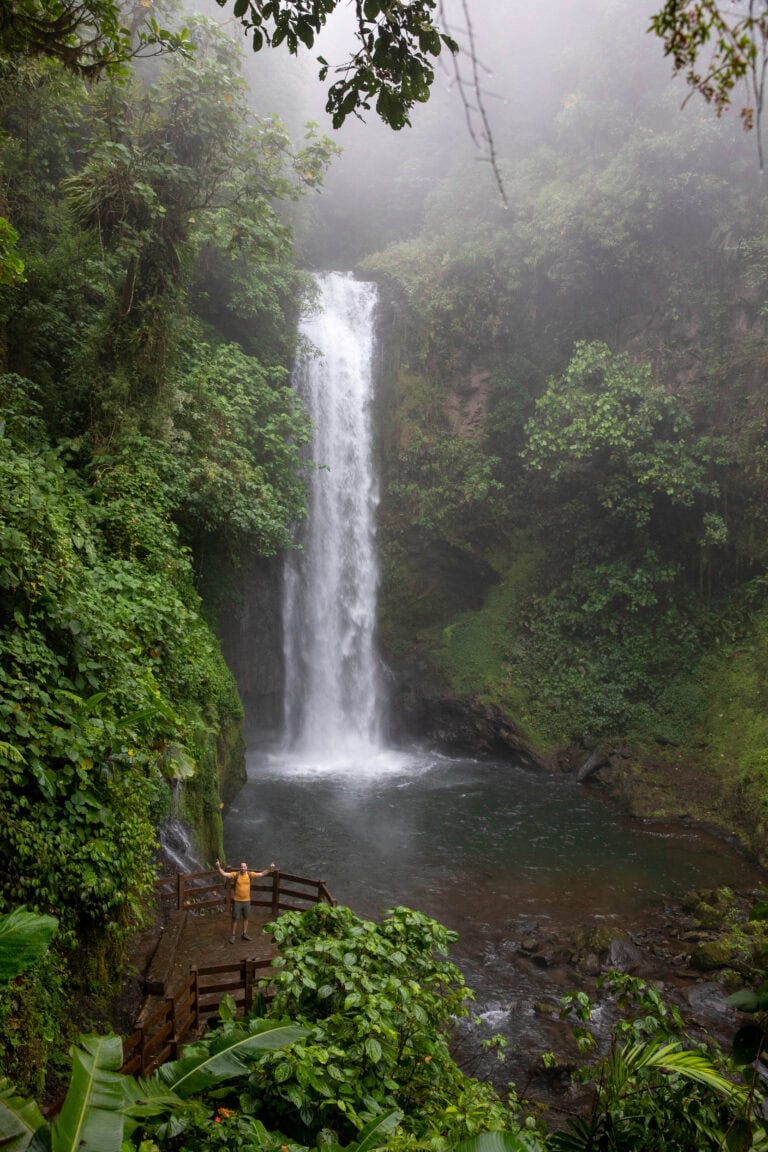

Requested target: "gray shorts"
[{"left": 231, "top": 900, "right": 250, "bottom": 921}]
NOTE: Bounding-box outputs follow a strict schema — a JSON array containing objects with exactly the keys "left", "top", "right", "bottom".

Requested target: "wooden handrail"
[
  {"left": 121, "top": 958, "right": 274, "bottom": 1076},
  {"left": 121, "top": 868, "right": 336, "bottom": 1075},
  {"left": 155, "top": 868, "right": 336, "bottom": 914}
]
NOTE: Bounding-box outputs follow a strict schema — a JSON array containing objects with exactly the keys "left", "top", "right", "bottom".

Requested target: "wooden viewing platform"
[{"left": 121, "top": 868, "right": 335, "bottom": 1077}]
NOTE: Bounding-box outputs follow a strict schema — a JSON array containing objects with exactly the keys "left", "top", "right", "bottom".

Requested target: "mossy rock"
[
  {"left": 690, "top": 937, "right": 742, "bottom": 971},
  {"left": 534, "top": 999, "right": 560, "bottom": 1018},
  {"left": 574, "top": 925, "right": 625, "bottom": 956},
  {"left": 682, "top": 887, "right": 736, "bottom": 930}
]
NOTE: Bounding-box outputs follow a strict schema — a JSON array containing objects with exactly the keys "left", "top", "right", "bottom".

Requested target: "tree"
[
  {"left": 522, "top": 340, "right": 723, "bottom": 532},
  {"left": 0, "top": 0, "right": 457, "bottom": 131},
  {"left": 650, "top": 0, "right": 768, "bottom": 166},
  {"left": 5, "top": 0, "right": 766, "bottom": 149},
  {"left": 0, "top": 0, "right": 192, "bottom": 77}
]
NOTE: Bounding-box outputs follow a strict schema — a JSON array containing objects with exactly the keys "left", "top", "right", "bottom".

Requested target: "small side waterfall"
[{"left": 282, "top": 272, "right": 385, "bottom": 760}]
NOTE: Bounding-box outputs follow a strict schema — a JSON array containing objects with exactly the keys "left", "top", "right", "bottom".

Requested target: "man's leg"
[
  {"left": 229, "top": 907, "right": 237, "bottom": 943},
  {"left": 241, "top": 914, "right": 252, "bottom": 941}
]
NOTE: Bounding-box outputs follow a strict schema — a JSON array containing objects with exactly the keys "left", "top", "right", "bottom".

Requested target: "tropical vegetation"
[
  {"left": 354, "top": 4, "right": 768, "bottom": 864},
  {"left": 0, "top": 7, "right": 333, "bottom": 1088},
  {"left": 2, "top": 905, "right": 767, "bottom": 1151}
]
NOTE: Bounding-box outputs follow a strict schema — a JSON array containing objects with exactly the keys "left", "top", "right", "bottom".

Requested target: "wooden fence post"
[
  {"left": 191, "top": 965, "right": 199, "bottom": 1033},
  {"left": 176, "top": 872, "right": 185, "bottom": 911},
  {"left": 271, "top": 869, "right": 280, "bottom": 916},
  {"left": 244, "top": 959, "right": 253, "bottom": 1014},
  {"left": 167, "top": 994, "right": 178, "bottom": 1060}
]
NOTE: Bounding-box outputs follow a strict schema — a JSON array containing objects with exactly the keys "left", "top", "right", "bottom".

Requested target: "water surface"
[{"left": 224, "top": 745, "right": 761, "bottom": 934}]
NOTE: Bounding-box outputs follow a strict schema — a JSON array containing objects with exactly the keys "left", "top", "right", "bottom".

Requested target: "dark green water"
[{"left": 223, "top": 747, "right": 761, "bottom": 933}]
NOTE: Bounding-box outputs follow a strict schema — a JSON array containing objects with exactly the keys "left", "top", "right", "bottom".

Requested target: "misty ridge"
[{"left": 183, "top": 0, "right": 758, "bottom": 271}]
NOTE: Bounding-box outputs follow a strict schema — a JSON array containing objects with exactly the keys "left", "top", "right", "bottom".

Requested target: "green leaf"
[
  {"left": 352, "top": 1108, "right": 403, "bottom": 1152},
  {"left": 0, "top": 907, "right": 58, "bottom": 986},
  {"left": 732, "top": 1023, "right": 764, "bottom": 1066},
  {"left": 726, "top": 989, "right": 765, "bottom": 1012},
  {"left": 726, "top": 1120, "right": 754, "bottom": 1152},
  {"left": 51, "top": 1035, "right": 127, "bottom": 1152},
  {"left": 621, "top": 1041, "right": 748, "bottom": 1103},
  {"left": 454, "top": 1134, "right": 538, "bottom": 1152},
  {"left": 296, "top": 19, "right": 314, "bottom": 48},
  {"left": 154, "top": 1020, "right": 307, "bottom": 1097},
  {"left": 0, "top": 1077, "right": 46, "bottom": 1152}
]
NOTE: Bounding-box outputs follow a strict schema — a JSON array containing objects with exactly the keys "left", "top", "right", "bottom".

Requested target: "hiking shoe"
[
  {"left": 229, "top": 935, "right": 236, "bottom": 944},
  {"left": 241, "top": 934, "right": 252, "bottom": 941}
]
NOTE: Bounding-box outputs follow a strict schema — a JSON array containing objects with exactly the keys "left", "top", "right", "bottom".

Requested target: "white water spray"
[{"left": 282, "top": 273, "right": 385, "bottom": 762}]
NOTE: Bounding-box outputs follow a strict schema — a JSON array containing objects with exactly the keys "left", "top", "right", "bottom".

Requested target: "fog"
[{"left": 189, "top": 0, "right": 757, "bottom": 270}]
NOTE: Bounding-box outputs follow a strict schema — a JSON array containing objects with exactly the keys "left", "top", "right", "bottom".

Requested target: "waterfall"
[{"left": 282, "top": 272, "right": 385, "bottom": 759}]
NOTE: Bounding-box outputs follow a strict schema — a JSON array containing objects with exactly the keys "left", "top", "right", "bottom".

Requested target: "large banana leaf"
[
  {"left": 619, "top": 1041, "right": 748, "bottom": 1103},
  {"left": 0, "top": 1076, "right": 46, "bottom": 1151},
  {"left": 50, "top": 1035, "right": 129, "bottom": 1152},
  {"left": 153, "top": 1019, "right": 308, "bottom": 1098},
  {"left": 121, "top": 1077, "right": 194, "bottom": 1131},
  {"left": 453, "top": 1132, "right": 546, "bottom": 1152},
  {"left": 0, "top": 907, "right": 58, "bottom": 986},
  {"left": 351, "top": 1108, "right": 403, "bottom": 1152}
]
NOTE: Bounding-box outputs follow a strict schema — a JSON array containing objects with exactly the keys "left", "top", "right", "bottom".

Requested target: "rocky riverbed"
[{"left": 451, "top": 883, "right": 766, "bottom": 1113}]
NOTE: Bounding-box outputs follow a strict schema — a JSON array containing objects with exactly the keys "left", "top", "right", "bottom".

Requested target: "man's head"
[{"left": 239, "top": 862, "right": 248, "bottom": 872}]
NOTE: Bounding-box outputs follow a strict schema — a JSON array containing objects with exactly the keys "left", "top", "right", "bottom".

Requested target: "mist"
[{"left": 188, "top": 0, "right": 756, "bottom": 270}]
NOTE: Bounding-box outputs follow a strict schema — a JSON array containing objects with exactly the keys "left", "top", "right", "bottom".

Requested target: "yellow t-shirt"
[{"left": 231, "top": 871, "right": 256, "bottom": 901}]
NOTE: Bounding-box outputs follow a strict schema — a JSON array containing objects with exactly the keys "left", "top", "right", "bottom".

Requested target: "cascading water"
[{"left": 282, "top": 272, "right": 385, "bottom": 762}]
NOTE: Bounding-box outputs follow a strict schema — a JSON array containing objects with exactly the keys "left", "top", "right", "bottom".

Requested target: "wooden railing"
[
  {"left": 155, "top": 868, "right": 336, "bottom": 916},
  {"left": 194, "top": 956, "right": 276, "bottom": 1027},
  {"left": 121, "top": 956, "right": 277, "bottom": 1078},
  {"left": 120, "top": 869, "right": 335, "bottom": 1077},
  {"left": 121, "top": 972, "right": 198, "bottom": 1077}
]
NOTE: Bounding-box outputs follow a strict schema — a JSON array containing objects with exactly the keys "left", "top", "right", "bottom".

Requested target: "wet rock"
[
  {"left": 525, "top": 1057, "right": 578, "bottom": 1096},
  {"left": 577, "top": 747, "right": 610, "bottom": 783},
  {"left": 608, "top": 936, "right": 644, "bottom": 972},
  {"left": 512, "top": 919, "right": 542, "bottom": 937},
  {"left": 534, "top": 999, "right": 561, "bottom": 1018},
  {"left": 682, "top": 887, "right": 737, "bottom": 929},
  {"left": 690, "top": 938, "right": 736, "bottom": 971},
  {"left": 580, "top": 952, "right": 602, "bottom": 976},
  {"left": 541, "top": 945, "right": 575, "bottom": 968},
  {"left": 394, "top": 688, "right": 543, "bottom": 763},
  {"left": 686, "top": 981, "right": 733, "bottom": 1021}
]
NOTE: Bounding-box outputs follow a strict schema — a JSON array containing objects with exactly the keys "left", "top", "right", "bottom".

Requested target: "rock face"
[
  {"left": 393, "top": 681, "right": 543, "bottom": 765},
  {"left": 445, "top": 368, "right": 492, "bottom": 439},
  {"left": 219, "top": 554, "right": 284, "bottom": 738}
]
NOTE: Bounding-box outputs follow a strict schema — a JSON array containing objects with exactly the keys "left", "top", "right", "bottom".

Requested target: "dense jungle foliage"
[
  {"left": 0, "top": 14, "right": 336, "bottom": 1086},
  {"left": 5, "top": 902, "right": 768, "bottom": 1152}
]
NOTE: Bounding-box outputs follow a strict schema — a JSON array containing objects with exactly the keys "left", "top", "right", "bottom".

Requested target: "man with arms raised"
[{"left": 215, "top": 857, "right": 275, "bottom": 943}]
